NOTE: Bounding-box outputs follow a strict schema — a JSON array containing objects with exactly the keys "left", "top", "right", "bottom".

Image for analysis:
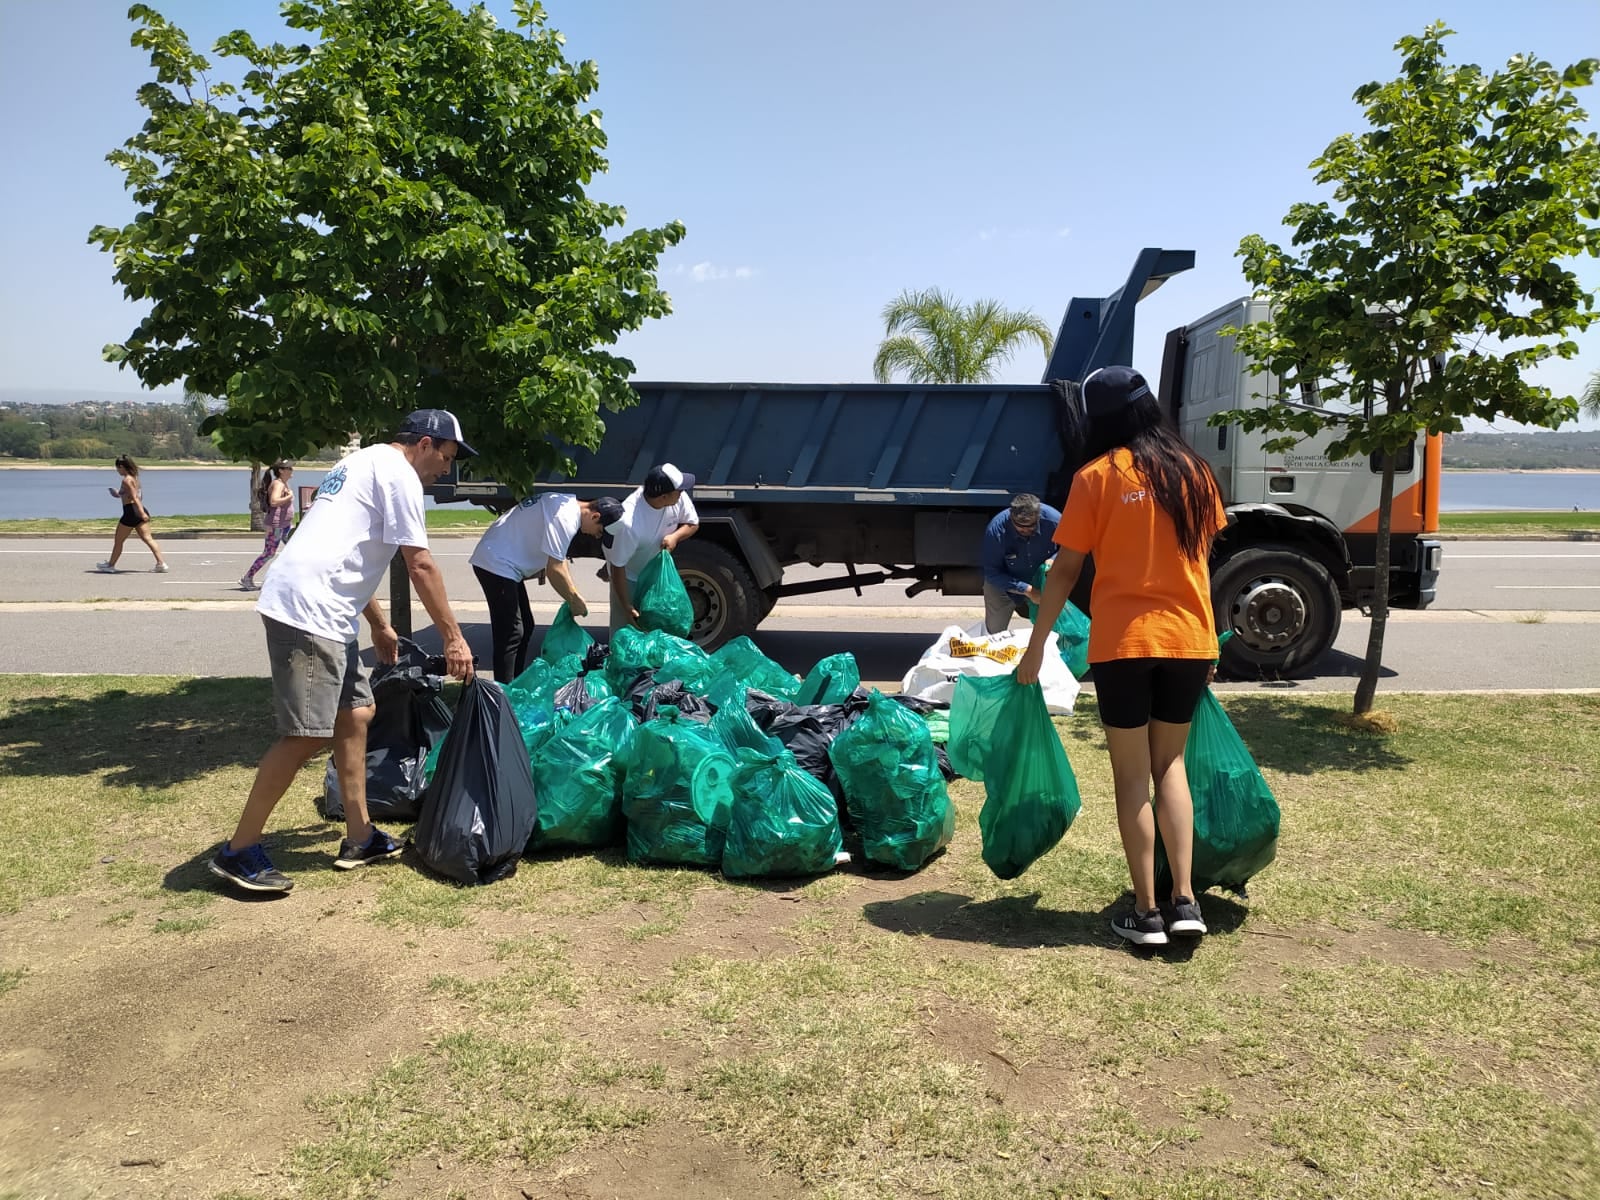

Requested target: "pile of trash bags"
[{"left": 370, "top": 624, "right": 956, "bottom": 885}]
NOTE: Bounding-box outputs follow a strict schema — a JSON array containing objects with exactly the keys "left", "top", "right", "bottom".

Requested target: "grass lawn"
[
  {"left": 1437, "top": 511, "right": 1600, "bottom": 537},
  {"left": 0, "top": 680, "right": 1596, "bottom": 1199},
  {"left": 0, "top": 508, "right": 497, "bottom": 535}
]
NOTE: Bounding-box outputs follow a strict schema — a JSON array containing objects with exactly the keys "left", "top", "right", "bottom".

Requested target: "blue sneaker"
[
  {"left": 208, "top": 842, "right": 293, "bottom": 894},
  {"left": 334, "top": 826, "right": 405, "bottom": 870}
]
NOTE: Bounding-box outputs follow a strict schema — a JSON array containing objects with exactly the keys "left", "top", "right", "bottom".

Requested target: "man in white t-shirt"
[
  {"left": 209, "top": 409, "right": 477, "bottom": 896},
  {"left": 605, "top": 463, "right": 699, "bottom": 634},
  {"left": 470, "top": 492, "right": 624, "bottom": 681}
]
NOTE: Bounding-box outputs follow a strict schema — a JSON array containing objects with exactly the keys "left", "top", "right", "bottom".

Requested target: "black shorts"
[
  {"left": 1091, "top": 658, "right": 1212, "bottom": 729},
  {"left": 119, "top": 504, "right": 145, "bottom": 528}
]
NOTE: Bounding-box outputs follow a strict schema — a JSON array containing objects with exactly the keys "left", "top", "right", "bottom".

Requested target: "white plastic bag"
[{"left": 900, "top": 624, "right": 1081, "bottom": 715}]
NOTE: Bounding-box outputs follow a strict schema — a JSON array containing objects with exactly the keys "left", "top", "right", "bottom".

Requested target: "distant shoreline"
[
  {"left": 0, "top": 461, "right": 338, "bottom": 471},
  {"left": 1442, "top": 467, "right": 1600, "bottom": 475}
]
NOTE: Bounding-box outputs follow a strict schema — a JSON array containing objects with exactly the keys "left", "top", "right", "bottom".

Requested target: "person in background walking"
[
  {"left": 209, "top": 409, "right": 476, "bottom": 895},
  {"left": 980, "top": 493, "right": 1060, "bottom": 633},
  {"left": 1016, "top": 366, "right": 1227, "bottom": 949},
  {"left": 239, "top": 460, "right": 295, "bottom": 591},
  {"left": 605, "top": 463, "right": 699, "bottom": 634},
  {"left": 470, "top": 493, "right": 624, "bottom": 682},
  {"left": 97, "top": 454, "right": 168, "bottom": 573}
]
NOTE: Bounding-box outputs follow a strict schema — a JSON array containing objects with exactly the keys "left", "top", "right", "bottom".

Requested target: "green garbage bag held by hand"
[
  {"left": 950, "top": 675, "right": 1081, "bottom": 880},
  {"left": 723, "top": 747, "right": 844, "bottom": 878},
  {"left": 634, "top": 551, "right": 694, "bottom": 639},
  {"left": 540, "top": 602, "right": 594, "bottom": 664},
  {"left": 1027, "top": 563, "right": 1091, "bottom": 680},
  {"left": 1156, "top": 687, "right": 1280, "bottom": 896}
]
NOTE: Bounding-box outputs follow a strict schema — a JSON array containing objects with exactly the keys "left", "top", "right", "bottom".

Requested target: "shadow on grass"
[
  {"left": 1218, "top": 695, "right": 1413, "bottom": 776},
  {"left": 863, "top": 888, "right": 1250, "bottom": 958},
  {"left": 0, "top": 677, "right": 271, "bottom": 787},
  {"left": 161, "top": 822, "right": 342, "bottom": 898}
]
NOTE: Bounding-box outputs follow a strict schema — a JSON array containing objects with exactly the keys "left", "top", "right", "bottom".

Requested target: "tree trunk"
[
  {"left": 248, "top": 462, "right": 265, "bottom": 533},
  {"left": 1353, "top": 448, "right": 1396, "bottom": 715}
]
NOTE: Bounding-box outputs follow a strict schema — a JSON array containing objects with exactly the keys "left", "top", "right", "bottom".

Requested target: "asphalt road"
[{"left": 1, "top": 536, "right": 1596, "bottom": 693}]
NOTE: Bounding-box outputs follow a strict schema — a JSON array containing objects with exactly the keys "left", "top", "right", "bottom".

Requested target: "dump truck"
[{"left": 429, "top": 248, "right": 1442, "bottom": 678}]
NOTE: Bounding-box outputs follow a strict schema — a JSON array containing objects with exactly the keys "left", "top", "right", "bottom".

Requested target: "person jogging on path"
[
  {"left": 1016, "top": 366, "right": 1227, "bottom": 949},
  {"left": 239, "top": 460, "right": 295, "bottom": 590},
  {"left": 469, "top": 493, "right": 624, "bottom": 682},
  {"left": 209, "top": 409, "right": 477, "bottom": 895},
  {"left": 97, "top": 455, "right": 168, "bottom": 573}
]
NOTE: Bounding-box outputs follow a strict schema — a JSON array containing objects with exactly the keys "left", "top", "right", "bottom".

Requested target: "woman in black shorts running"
[
  {"left": 1017, "top": 366, "right": 1226, "bottom": 948},
  {"left": 97, "top": 455, "right": 169, "bottom": 573}
]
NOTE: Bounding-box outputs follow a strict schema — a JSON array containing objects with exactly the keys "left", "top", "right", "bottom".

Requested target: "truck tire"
[
  {"left": 673, "top": 539, "right": 761, "bottom": 650},
  {"left": 1211, "top": 545, "right": 1341, "bottom": 679}
]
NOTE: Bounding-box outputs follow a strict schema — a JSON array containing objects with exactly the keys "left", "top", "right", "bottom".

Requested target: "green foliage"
[
  {"left": 872, "top": 288, "right": 1053, "bottom": 384},
  {"left": 0, "top": 400, "right": 227, "bottom": 461},
  {"left": 1218, "top": 25, "right": 1600, "bottom": 460},
  {"left": 91, "top": 0, "right": 684, "bottom": 492},
  {"left": 1582, "top": 369, "right": 1600, "bottom": 420}
]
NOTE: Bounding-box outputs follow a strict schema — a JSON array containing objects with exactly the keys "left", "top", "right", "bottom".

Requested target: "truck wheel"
[
  {"left": 1211, "top": 545, "right": 1341, "bottom": 679},
  {"left": 673, "top": 540, "right": 760, "bottom": 650}
]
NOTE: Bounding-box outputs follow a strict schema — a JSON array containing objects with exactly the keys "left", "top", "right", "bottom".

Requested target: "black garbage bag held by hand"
[{"left": 413, "top": 677, "right": 539, "bottom": 885}]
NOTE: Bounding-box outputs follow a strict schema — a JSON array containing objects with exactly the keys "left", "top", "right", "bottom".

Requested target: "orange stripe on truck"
[{"left": 1343, "top": 434, "right": 1442, "bottom": 534}]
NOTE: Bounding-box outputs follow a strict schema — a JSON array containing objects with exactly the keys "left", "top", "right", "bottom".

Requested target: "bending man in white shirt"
[{"left": 605, "top": 462, "right": 699, "bottom": 634}]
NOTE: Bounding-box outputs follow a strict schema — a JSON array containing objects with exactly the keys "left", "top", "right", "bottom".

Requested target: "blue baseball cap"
[{"left": 398, "top": 408, "right": 478, "bottom": 458}]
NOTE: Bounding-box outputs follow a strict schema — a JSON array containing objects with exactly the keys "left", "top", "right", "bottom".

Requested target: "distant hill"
[
  {"left": 1444, "top": 430, "right": 1600, "bottom": 470},
  {"left": 0, "top": 388, "right": 185, "bottom": 408}
]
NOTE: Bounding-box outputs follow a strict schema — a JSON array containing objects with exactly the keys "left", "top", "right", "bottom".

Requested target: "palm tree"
[
  {"left": 1582, "top": 369, "right": 1600, "bottom": 421},
  {"left": 872, "top": 289, "right": 1053, "bottom": 384}
]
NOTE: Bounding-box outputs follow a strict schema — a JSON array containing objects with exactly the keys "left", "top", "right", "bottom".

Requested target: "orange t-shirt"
[{"left": 1054, "top": 448, "right": 1227, "bottom": 663}]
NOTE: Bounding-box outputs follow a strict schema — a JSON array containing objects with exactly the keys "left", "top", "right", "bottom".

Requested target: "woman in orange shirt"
[{"left": 1017, "top": 366, "right": 1227, "bottom": 948}]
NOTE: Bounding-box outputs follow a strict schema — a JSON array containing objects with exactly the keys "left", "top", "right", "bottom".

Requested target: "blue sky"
[{"left": 3, "top": 0, "right": 1598, "bottom": 429}]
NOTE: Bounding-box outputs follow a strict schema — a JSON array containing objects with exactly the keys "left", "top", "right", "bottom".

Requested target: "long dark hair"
[
  {"left": 257, "top": 461, "right": 290, "bottom": 506},
  {"left": 114, "top": 454, "right": 139, "bottom": 477},
  {"left": 1084, "top": 393, "right": 1221, "bottom": 561}
]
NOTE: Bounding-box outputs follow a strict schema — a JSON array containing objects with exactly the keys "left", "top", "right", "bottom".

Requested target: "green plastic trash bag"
[
  {"left": 634, "top": 551, "right": 694, "bottom": 639},
  {"left": 796, "top": 652, "right": 860, "bottom": 706},
  {"left": 529, "top": 697, "right": 637, "bottom": 850},
  {"left": 1157, "top": 688, "right": 1280, "bottom": 896},
  {"left": 828, "top": 690, "right": 955, "bottom": 871},
  {"left": 605, "top": 626, "right": 711, "bottom": 695},
  {"left": 1027, "top": 564, "right": 1091, "bottom": 680},
  {"left": 722, "top": 747, "right": 844, "bottom": 878},
  {"left": 504, "top": 680, "right": 559, "bottom": 762},
  {"left": 710, "top": 636, "right": 801, "bottom": 701},
  {"left": 949, "top": 675, "right": 1082, "bottom": 880},
  {"left": 712, "top": 696, "right": 784, "bottom": 755},
  {"left": 540, "top": 602, "right": 595, "bottom": 664},
  {"left": 622, "top": 710, "right": 736, "bottom": 867}
]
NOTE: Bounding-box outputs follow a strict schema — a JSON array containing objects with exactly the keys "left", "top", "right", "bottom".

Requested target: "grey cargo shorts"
[{"left": 262, "top": 615, "right": 375, "bottom": 738}]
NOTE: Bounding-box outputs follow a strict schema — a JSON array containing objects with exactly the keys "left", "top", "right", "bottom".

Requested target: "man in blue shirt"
[{"left": 980, "top": 493, "right": 1061, "bottom": 633}]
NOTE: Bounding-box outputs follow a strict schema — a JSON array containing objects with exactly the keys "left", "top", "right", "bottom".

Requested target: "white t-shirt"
[
  {"left": 469, "top": 493, "right": 582, "bottom": 581},
  {"left": 604, "top": 487, "right": 699, "bottom": 580},
  {"left": 258, "top": 444, "right": 429, "bottom": 643}
]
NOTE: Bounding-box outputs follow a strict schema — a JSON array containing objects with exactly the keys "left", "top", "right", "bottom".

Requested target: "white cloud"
[{"left": 676, "top": 261, "right": 756, "bottom": 283}]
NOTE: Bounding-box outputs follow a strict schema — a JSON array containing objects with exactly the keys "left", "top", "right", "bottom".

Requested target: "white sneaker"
[
  {"left": 239, "top": 575, "right": 258, "bottom": 590},
  {"left": 96, "top": 561, "right": 116, "bottom": 573},
  {"left": 153, "top": 562, "right": 170, "bottom": 573}
]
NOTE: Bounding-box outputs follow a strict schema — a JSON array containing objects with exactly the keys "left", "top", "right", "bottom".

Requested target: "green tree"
[
  {"left": 91, "top": 0, "right": 684, "bottom": 493},
  {"left": 1218, "top": 24, "right": 1600, "bottom": 716},
  {"left": 872, "top": 289, "right": 1053, "bottom": 384},
  {"left": 1582, "top": 370, "right": 1600, "bottom": 420}
]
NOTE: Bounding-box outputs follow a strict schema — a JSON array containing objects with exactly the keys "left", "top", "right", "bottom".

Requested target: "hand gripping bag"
[
  {"left": 529, "top": 697, "right": 638, "bottom": 850},
  {"left": 540, "top": 602, "right": 595, "bottom": 664},
  {"left": 621, "top": 710, "right": 736, "bottom": 867},
  {"left": 723, "top": 747, "right": 844, "bottom": 879},
  {"left": 1027, "top": 565, "right": 1092, "bottom": 680},
  {"left": 1156, "top": 688, "right": 1280, "bottom": 896},
  {"left": 633, "top": 552, "right": 694, "bottom": 639},
  {"left": 827, "top": 690, "right": 955, "bottom": 871},
  {"left": 413, "top": 677, "right": 539, "bottom": 885},
  {"left": 949, "top": 675, "right": 1081, "bottom": 880}
]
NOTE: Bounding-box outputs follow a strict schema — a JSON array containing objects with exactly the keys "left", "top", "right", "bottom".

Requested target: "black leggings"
[
  {"left": 473, "top": 566, "right": 536, "bottom": 684},
  {"left": 1091, "top": 658, "right": 1212, "bottom": 729}
]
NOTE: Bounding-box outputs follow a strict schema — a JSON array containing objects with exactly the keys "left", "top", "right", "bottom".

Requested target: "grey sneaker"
[
  {"left": 1111, "top": 907, "right": 1169, "bottom": 947},
  {"left": 96, "top": 561, "right": 116, "bottom": 573},
  {"left": 334, "top": 827, "right": 405, "bottom": 870},
  {"left": 153, "top": 562, "right": 170, "bottom": 573},
  {"left": 1167, "top": 896, "right": 1208, "bottom": 937},
  {"left": 208, "top": 842, "right": 293, "bottom": 894},
  {"left": 239, "top": 575, "right": 258, "bottom": 590}
]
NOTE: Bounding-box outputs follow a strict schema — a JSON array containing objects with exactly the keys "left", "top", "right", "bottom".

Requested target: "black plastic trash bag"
[
  {"left": 723, "top": 747, "right": 844, "bottom": 879},
  {"left": 413, "top": 677, "right": 539, "bottom": 885},
  {"left": 639, "top": 679, "right": 714, "bottom": 724},
  {"left": 529, "top": 697, "right": 637, "bottom": 850},
  {"left": 634, "top": 551, "right": 694, "bottom": 639},
  {"left": 744, "top": 688, "right": 871, "bottom": 811},
  {"left": 828, "top": 690, "right": 956, "bottom": 871},
  {"left": 949, "top": 675, "right": 1081, "bottom": 881},
  {"left": 321, "top": 644, "right": 451, "bottom": 823},
  {"left": 1156, "top": 688, "right": 1280, "bottom": 896},
  {"left": 622, "top": 710, "right": 737, "bottom": 867}
]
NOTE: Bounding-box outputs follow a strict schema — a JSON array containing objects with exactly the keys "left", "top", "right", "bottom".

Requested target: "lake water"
[{"left": 0, "top": 466, "right": 1596, "bottom": 520}]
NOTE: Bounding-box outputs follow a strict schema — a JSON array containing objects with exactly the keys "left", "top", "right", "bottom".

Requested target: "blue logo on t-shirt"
[{"left": 316, "top": 465, "right": 348, "bottom": 499}]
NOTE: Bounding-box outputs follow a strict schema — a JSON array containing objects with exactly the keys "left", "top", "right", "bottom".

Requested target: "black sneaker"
[
  {"left": 208, "top": 842, "right": 293, "bottom": 894},
  {"left": 334, "top": 827, "right": 405, "bottom": 870},
  {"left": 1111, "top": 907, "right": 1169, "bottom": 947},
  {"left": 1167, "top": 896, "right": 1208, "bottom": 937}
]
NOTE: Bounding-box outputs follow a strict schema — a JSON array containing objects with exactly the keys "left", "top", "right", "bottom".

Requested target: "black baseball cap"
[
  {"left": 643, "top": 463, "right": 695, "bottom": 498},
  {"left": 1080, "top": 366, "right": 1153, "bottom": 418},
  {"left": 593, "top": 496, "right": 625, "bottom": 548},
  {"left": 397, "top": 408, "right": 478, "bottom": 458}
]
